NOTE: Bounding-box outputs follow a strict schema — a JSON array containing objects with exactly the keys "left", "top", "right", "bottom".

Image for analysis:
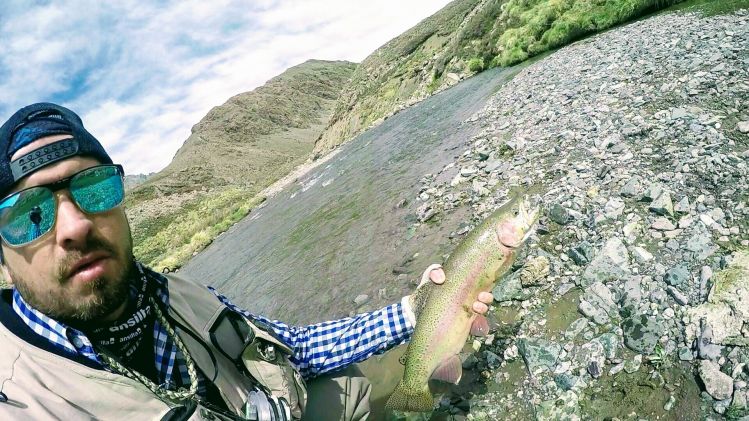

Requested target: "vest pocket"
[
  {"left": 242, "top": 339, "right": 307, "bottom": 419},
  {"left": 205, "top": 308, "right": 307, "bottom": 418}
]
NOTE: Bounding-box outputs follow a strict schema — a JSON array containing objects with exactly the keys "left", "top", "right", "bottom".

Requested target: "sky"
[{"left": 0, "top": 0, "right": 452, "bottom": 175}]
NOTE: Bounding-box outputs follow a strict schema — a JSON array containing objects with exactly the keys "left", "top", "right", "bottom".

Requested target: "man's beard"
[{"left": 12, "top": 234, "right": 136, "bottom": 323}]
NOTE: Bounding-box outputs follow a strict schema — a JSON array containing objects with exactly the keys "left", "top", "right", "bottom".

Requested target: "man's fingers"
[
  {"left": 472, "top": 301, "right": 488, "bottom": 314},
  {"left": 419, "top": 263, "right": 443, "bottom": 286},
  {"left": 429, "top": 267, "right": 446, "bottom": 284},
  {"left": 477, "top": 291, "right": 493, "bottom": 304}
]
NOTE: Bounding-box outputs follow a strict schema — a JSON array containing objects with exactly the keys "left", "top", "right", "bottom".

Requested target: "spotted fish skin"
[{"left": 386, "top": 196, "right": 539, "bottom": 411}]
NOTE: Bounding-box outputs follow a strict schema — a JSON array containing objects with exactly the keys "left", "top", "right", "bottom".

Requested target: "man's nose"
[{"left": 54, "top": 192, "right": 94, "bottom": 249}]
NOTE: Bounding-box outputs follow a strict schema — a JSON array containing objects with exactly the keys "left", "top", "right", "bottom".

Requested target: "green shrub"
[
  {"left": 426, "top": 72, "right": 442, "bottom": 94},
  {"left": 133, "top": 188, "right": 265, "bottom": 269},
  {"left": 467, "top": 57, "right": 485, "bottom": 72},
  {"left": 495, "top": 0, "right": 685, "bottom": 66}
]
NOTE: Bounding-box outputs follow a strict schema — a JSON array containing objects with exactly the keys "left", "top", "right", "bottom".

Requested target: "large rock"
[
  {"left": 493, "top": 272, "right": 531, "bottom": 303},
  {"left": 687, "top": 251, "right": 749, "bottom": 345},
  {"left": 517, "top": 338, "right": 562, "bottom": 374},
  {"left": 697, "top": 324, "right": 723, "bottom": 360},
  {"left": 642, "top": 183, "right": 664, "bottom": 202},
  {"left": 674, "top": 196, "right": 691, "bottom": 213},
  {"left": 603, "top": 197, "right": 625, "bottom": 220},
  {"left": 685, "top": 225, "right": 717, "bottom": 260},
  {"left": 621, "top": 313, "right": 664, "bottom": 354},
  {"left": 698, "top": 360, "right": 733, "bottom": 401},
  {"left": 574, "top": 340, "right": 605, "bottom": 378},
  {"left": 536, "top": 391, "right": 580, "bottom": 421},
  {"left": 581, "top": 237, "right": 631, "bottom": 286},
  {"left": 519, "top": 255, "right": 551, "bottom": 287},
  {"left": 568, "top": 241, "right": 594, "bottom": 266},
  {"left": 579, "top": 282, "right": 619, "bottom": 325},
  {"left": 620, "top": 176, "right": 643, "bottom": 198},
  {"left": 595, "top": 332, "right": 620, "bottom": 360},
  {"left": 649, "top": 191, "right": 674, "bottom": 216},
  {"left": 554, "top": 373, "right": 583, "bottom": 392},
  {"left": 632, "top": 246, "right": 654, "bottom": 263},
  {"left": 664, "top": 264, "right": 690, "bottom": 287},
  {"left": 621, "top": 276, "right": 643, "bottom": 307},
  {"left": 550, "top": 204, "right": 571, "bottom": 225},
  {"left": 667, "top": 286, "right": 689, "bottom": 306},
  {"left": 651, "top": 217, "right": 676, "bottom": 231}
]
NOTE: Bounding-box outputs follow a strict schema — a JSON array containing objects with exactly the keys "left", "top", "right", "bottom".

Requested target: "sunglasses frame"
[{"left": 0, "top": 163, "right": 125, "bottom": 247}]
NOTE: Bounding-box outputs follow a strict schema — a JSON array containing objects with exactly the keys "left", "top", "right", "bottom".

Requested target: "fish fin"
[
  {"left": 470, "top": 315, "right": 490, "bottom": 337},
  {"left": 430, "top": 355, "right": 463, "bottom": 384},
  {"left": 385, "top": 381, "right": 433, "bottom": 412}
]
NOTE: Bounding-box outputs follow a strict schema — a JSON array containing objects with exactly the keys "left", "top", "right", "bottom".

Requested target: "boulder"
[
  {"left": 622, "top": 313, "right": 664, "bottom": 353},
  {"left": 664, "top": 264, "right": 690, "bottom": 287},
  {"left": 685, "top": 225, "right": 718, "bottom": 260},
  {"left": 651, "top": 217, "right": 676, "bottom": 231},
  {"left": 698, "top": 360, "right": 733, "bottom": 400},
  {"left": 519, "top": 255, "right": 551, "bottom": 287},
  {"left": 568, "top": 241, "right": 595, "bottom": 266},
  {"left": 604, "top": 197, "right": 625, "bottom": 220},
  {"left": 536, "top": 391, "right": 580, "bottom": 421},
  {"left": 649, "top": 191, "right": 674, "bottom": 216},
  {"left": 620, "top": 176, "right": 643, "bottom": 198},
  {"left": 579, "top": 282, "right": 619, "bottom": 325},
  {"left": 493, "top": 272, "right": 531, "bottom": 302},
  {"left": 687, "top": 251, "right": 749, "bottom": 345},
  {"left": 517, "top": 338, "right": 562, "bottom": 374},
  {"left": 550, "top": 204, "right": 571, "bottom": 225},
  {"left": 581, "top": 237, "right": 631, "bottom": 286}
]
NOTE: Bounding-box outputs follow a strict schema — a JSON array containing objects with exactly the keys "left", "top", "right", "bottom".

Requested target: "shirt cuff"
[{"left": 400, "top": 295, "right": 417, "bottom": 329}]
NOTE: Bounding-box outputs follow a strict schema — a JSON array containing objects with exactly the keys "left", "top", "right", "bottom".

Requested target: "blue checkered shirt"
[
  {"left": 209, "top": 288, "right": 414, "bottom": 379},
  {"left": 12, "top": 267, "right": 414, "bottom": 394},
  {"left": 12, "top": 267, "right": 201, "bottom": 393}
]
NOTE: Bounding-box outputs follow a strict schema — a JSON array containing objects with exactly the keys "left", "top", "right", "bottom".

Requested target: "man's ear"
[{"left": 1, "top": 265, "right": 13, "bottom": 286}]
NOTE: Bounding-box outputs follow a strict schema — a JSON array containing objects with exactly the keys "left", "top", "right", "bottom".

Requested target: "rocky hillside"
[
  {"left": 312, "top": 0, "right": 685, "bottom": 156},
  {"left": 126, "top": 60, "right": 355, "bottom": 269},
  {"left": 131, "top": 59, "right": 356, "bottom": 200},
  {"left": 124, "top": 173, "right": 153, "bottom": 190},
  {"left": 401, "top": 5, "right": 748, "bottom": 419}
]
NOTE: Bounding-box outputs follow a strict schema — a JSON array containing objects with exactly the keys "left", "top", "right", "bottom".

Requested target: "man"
[{"left": 0, "top": 103, "right": 493, "bottom": 420}]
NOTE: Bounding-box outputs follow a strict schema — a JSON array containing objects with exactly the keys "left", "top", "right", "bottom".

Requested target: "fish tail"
[{"left": 385, "top": 381, "right": 433, "bottom": 412}]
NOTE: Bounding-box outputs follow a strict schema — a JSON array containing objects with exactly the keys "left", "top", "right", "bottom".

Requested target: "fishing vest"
[{"left": 0, "top": 274, "right": 307, "bottom": 420}]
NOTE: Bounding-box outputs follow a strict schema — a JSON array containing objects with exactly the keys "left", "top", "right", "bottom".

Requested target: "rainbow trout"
[{"left": 386, "top": 195, "right": 539, "bottom": 411}]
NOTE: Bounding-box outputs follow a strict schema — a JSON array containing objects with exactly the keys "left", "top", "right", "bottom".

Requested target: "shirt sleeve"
[{"left": 207, "top": 287, "right": 414, "bottom": 379}]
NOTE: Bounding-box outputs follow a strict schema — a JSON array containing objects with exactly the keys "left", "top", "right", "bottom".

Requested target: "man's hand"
[
  {"left": 402, "top": 264, "right": 494, "bottom": 335},
  {"left": 420, "top": 264, "right": 493, "bottom": 314}
]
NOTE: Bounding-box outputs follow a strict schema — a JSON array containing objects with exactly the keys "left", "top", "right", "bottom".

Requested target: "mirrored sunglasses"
[{"left": 0, "top": 164, "right": 125, "bottom": 247}]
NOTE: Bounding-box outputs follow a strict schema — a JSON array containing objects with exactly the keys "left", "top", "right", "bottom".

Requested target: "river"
[{"left": 183, "top": 65, "right": 525, "bottom": 325}]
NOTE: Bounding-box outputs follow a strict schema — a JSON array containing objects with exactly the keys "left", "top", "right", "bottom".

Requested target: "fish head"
[{"left": 494, "top": 195, "right": 540, "bottom": 248}]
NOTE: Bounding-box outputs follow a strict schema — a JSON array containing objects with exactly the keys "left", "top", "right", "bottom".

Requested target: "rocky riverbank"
[{"left": 398, "top": 7, "right": 749, "bottom": 420}]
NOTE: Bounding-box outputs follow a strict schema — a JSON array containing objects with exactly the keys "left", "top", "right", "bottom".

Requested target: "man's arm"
[{"left": 209, "top": 287, "right": 413, "bottom": 379}]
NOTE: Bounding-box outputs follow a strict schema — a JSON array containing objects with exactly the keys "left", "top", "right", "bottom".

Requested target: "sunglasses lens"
[
  {"left": 70, "top": 165, "right": 124, "bottom": 213},
  {"left": 0, "top": 188, "right": 56, "bottom": 246}
]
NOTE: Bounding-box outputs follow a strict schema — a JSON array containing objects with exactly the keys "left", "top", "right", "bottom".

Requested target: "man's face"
[{"left": 1, "top": 135, "right": 134, "bottom": 323}]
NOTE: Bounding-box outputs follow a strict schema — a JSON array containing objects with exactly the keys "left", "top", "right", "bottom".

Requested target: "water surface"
[{"left": 184, "top": 66, "right": 522, "bottom": 325}]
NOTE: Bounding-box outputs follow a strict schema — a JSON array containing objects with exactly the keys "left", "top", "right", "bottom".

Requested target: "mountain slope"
[
  {"left": 126, "top": 59, "right": 356, "bottom": 269},
  {"left": 137, "top": 59, "right": 356, "bottom": 196},
  {"left": 312, "top": 0, "right": 684, "bottom": 156}
]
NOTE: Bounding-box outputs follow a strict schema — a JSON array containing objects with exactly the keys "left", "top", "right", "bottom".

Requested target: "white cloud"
[{"left": 0, "top": 0, "right": 452, "bottom": 175}]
